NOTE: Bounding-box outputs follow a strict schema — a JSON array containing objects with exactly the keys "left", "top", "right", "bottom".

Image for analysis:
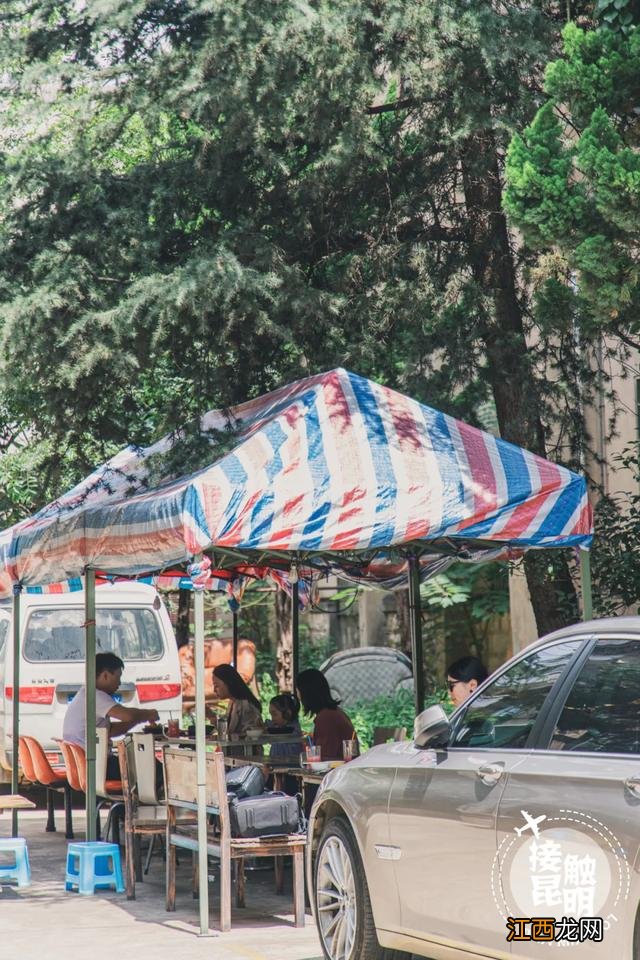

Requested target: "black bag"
[
  {"left": 225, "top": 764, "right": 265, "bottom": 800},
  {"left": 229, "top": 790, "right": 305, "bottom": 838}
]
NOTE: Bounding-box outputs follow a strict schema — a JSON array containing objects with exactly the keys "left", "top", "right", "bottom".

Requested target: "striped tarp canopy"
[{"left": 0, "top": 368, "right": 592, "bottom": 597}]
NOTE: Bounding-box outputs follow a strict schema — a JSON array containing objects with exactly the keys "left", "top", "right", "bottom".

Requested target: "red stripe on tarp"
[{"left": 457, "top": 423, "right": 498, "bottom": 519}]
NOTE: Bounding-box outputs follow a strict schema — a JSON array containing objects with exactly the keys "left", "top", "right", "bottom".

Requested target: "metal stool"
[
  {"left": 0, "top": 837, "right": 31, "bottom": 888},
  {"left": 65, "top": 841, "right": 124, "bottom": 895}
]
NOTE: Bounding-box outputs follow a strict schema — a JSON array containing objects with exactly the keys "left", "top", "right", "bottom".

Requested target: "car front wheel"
[{"left": 314, "top": 817, "right": 406, "bottom": 960}]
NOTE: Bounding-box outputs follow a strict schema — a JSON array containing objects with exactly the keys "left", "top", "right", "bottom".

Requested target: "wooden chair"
[
  {"left": 117, "top": 737, "right": 171, "bottom": 900},
  {"left": 164, "top": 747, "right": 306, "bottom": 932},
  {"left": 372, "top": 725, "right": 407, "bottom": 746},
  {"left": 21, "top": 736, "right": 74, "bottom": 838}
]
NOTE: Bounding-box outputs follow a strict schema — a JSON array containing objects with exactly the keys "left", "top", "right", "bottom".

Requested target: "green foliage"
[
  {"left": 505, "top": 23, "right": 640, "bottom": 335},
  {"left": 420, "top": 561, "right": 510, "bottom": 660},
  {"left": 594, "top": 0, "right": 640, "bottom": 34},
  {"left": 299, "top": 631, "right": 339, "bottom": 674},
  {"left": 258, "top": 671, "right": 281, "bottom": 722},
  {"left": 505, "top": 18, "right": 640, "bottom": 612},
  {"left": 591, "top": 446, "right": 640, "bottom": 615},
  {"left": 349, "top": 687, "right": 451, "bottom": 750},
  {"left": 0, "top": 0, "right": 605, "bottom": 630}
]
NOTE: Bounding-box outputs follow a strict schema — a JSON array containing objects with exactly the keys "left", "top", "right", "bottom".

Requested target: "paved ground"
[{"left": 0, "top": 807, "right": 323, "bottom": 960}]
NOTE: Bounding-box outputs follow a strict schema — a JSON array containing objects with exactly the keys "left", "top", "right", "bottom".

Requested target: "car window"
[
  {"left": 550, "top": 637, "right": 640, "bottom": 754},
  {"left": 451, "top": 640, "right": 582, "bottom": 750},
  {"left": 23, "top": 607, "right": 165, "bottom": 662},
  {"left": 0, "top": 619, "right": 7, "bottom": 658}
]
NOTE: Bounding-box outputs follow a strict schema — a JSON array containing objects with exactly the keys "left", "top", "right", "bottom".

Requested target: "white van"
[{"left": 0, "top": 581, "right": 182, "bottom": 778}]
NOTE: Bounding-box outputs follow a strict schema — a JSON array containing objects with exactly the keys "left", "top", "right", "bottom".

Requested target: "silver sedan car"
[{"left": 307, "top": 617, "right": 640, "bottom": 960}]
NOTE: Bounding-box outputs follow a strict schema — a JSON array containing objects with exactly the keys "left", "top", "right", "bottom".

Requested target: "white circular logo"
[{"left": 491, "top": 809, "right": 630, "bottom": 941}]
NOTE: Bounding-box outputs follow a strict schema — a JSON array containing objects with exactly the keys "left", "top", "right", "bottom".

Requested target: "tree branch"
[{"left": 367, "top": 97, "right": 415, "bottom": 115}]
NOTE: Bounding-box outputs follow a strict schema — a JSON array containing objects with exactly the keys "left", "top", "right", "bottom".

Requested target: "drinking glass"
[
  {"left": 305, "top": 745, "right": 321, "bottom": 763},
  {"left": 343, "top": 740, "right": 358, "bottom": 760},
  {"left": 166, "top": 718, "right": 180, "bottom": 738}
]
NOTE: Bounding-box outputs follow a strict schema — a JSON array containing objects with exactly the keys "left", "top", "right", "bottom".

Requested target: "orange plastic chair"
[
  {"left": 59, "top": 741, "right": 82, "bottom": 792},
  {"left": 18, "top": 736, "right": 37, "bottom": 782},
  {"left": 69, "top": 742, "right": 87, "bottom": 792},
  {"left": 69, "top": 742, "right": 123, "bottom": 841},
  {"left": 24, "top": 736, "right": 74, "bottom": 839}
]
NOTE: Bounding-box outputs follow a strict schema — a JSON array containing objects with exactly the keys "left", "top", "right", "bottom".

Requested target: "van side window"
[{"left": 24, "top": 608, "right": 164, "bottom": 662}]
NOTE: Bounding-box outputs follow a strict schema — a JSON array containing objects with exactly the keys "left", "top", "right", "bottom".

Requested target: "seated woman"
[
  {"left": 296, "top": 668, "right": 356, "bottom": 760},
  {"left": 446, "top": 655, "right": 489, "bottom": 708},
  {"left": 212, "top": 664, "right": 264, "bottom": 756}
]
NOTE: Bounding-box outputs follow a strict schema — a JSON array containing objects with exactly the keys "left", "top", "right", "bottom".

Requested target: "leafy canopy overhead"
[{"left": 0, "top": 0, "right": 621, "bottom": 628}]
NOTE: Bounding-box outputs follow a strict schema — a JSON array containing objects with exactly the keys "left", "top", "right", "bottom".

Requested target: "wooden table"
[
  {"left": 0, "top": 794, "right": 36, "bottom": 812},
  {"left": 0, "top": 793, "right": 36, "bottom": 835}
]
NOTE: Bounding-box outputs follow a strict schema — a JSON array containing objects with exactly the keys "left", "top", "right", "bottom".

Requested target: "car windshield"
[{"left": 23, "top": 607, "right": 164, "bottom": 662}]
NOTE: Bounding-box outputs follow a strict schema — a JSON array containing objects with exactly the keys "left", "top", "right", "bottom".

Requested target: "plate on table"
[{"left": 306, "top": 761, "right": 337, "bottom": 773}]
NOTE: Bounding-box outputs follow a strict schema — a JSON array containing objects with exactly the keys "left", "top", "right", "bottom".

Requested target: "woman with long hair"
[
  {"left": 212, "top": 663, "right": 264, "bottom": 739},
  {"left": 296, "top": 668, "right": 356, "bottom": 760}
]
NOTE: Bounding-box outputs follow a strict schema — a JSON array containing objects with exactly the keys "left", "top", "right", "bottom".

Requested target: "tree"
[
  {"left": 0, "top": 0, "right": 590, "bottom": 628},
  {"left": 504, "top": 22, "right": 640, "bottom": 346},
  {"left": 504, "top": 12, "right": 640, "bottom": 612}
]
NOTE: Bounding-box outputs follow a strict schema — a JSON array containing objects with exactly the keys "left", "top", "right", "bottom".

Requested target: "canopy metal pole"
[
  {"left": 408, "top": 556, "right": 424, "bottom": 716},
  {"left": 579, "top": 548, "right": 593, "bottom": 622},
  {"left": 11, "top": 585, "right": 22, "bottom": 837},
  {"left": 232, "top": 609, "right": 239, "bottom": 667},
  {"left": 84, "top": 568, "right": 97, "bottom": 842},
  {"left": 292, "top": 581, "right": 299, "bottom": 694},
  {"left": 193, "top": 569, "right": 210, "bottom": 935}
]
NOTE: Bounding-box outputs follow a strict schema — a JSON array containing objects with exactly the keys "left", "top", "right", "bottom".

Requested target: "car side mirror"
[{"left": 414, "top": 705, "right": 451, "bottom": 749}]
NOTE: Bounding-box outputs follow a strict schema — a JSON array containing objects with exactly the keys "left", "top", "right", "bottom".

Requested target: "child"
[{"left": 267, "top": 693, "right": 302, "bottom": 765}]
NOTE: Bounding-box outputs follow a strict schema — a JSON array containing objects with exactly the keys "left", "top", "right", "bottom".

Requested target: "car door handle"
[
  {"left": 624, "top": 776, "right": 640, "bottom": 798},
  {"left": 477, "top": 762, "right": 504, "bottom": 786}
]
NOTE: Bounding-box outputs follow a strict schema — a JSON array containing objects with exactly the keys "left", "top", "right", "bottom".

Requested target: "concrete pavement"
[{"left": 0, "top": 809, "right": 322, "bottom": 960}]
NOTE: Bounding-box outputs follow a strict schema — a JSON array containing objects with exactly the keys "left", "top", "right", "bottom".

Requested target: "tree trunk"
[
  {"left": 175, "top": 587, "right": 191, "bottom": 648},
  {"left": 395, "top": 590, "right": 412, "bottom": 658},
  {"left": 459, "top": 131, "right": 578, "bottom": 634},
  {"left": 275, "top": 588, "right": 293, "bottom": 692}
]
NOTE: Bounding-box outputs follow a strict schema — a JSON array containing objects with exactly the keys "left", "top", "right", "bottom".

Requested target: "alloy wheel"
[{"left": 316, "top": 834, "right": 358, "bottom": 960}]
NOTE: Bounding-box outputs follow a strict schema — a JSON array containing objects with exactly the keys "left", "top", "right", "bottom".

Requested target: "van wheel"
[{"left": 314, "top": 817, "right": 407, "bottom": 960}]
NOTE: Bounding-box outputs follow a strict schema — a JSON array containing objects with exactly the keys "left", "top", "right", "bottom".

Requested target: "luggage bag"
[
  {"left": 229, "top": 791, "right": 305, "bottom": 838},
  {"left": 225, "top": 764, "right": 265, "bottom": 800}
]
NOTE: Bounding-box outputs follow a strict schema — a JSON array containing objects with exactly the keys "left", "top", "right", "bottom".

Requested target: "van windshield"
[{"left": 23, "top": 607, "right": 164, "bottom": 662}]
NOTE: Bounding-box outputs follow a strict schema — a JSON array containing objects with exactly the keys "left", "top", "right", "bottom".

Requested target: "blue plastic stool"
[
  {"left": 0, "top": 837, "right": 31, "bottom": 888},
  {"left": 65, "top": 841, "right": 124, "bottom": 895}
]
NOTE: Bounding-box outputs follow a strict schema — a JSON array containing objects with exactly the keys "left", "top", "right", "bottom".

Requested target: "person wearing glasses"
[{"left": 446, "top": 655, "right": 489, "bottom": 708}]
